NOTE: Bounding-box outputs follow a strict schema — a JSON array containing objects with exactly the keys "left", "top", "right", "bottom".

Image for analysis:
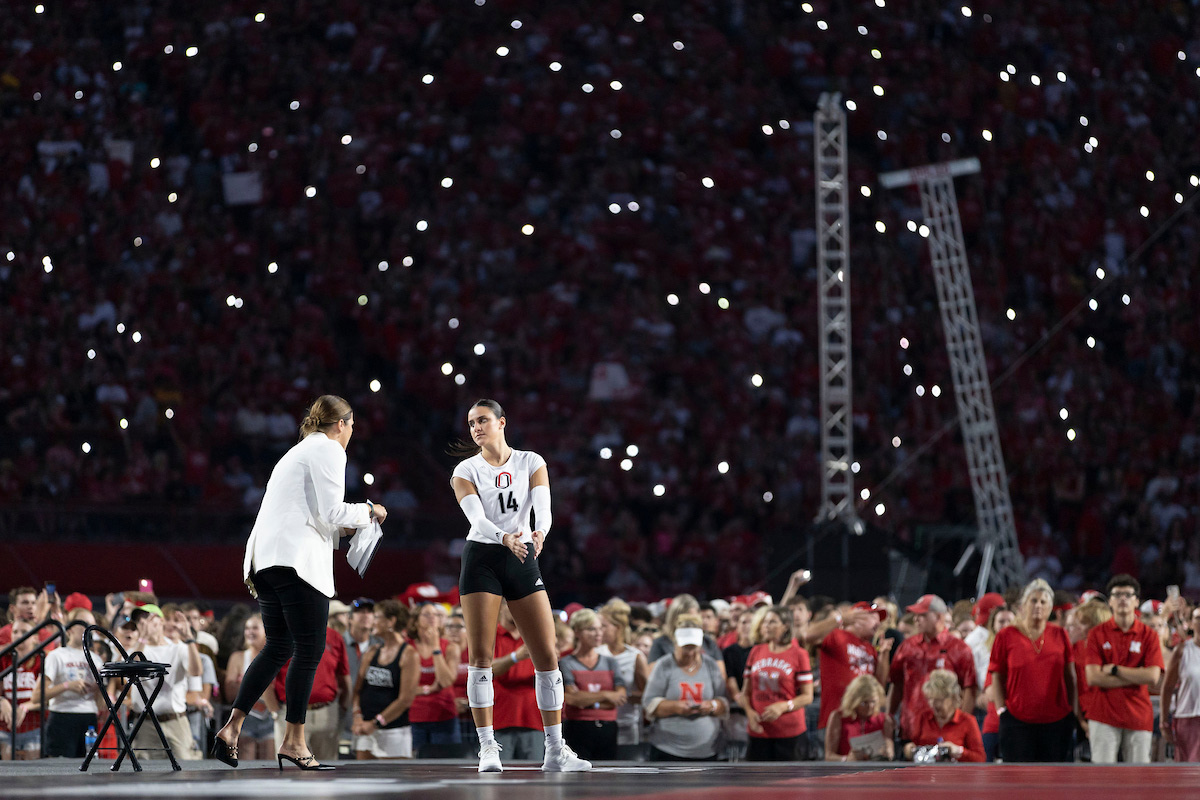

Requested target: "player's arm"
[
  {"left": 452, "top": 476, "right": 523, "bottom": 556},
  {"left": 530, "top": 465, "right": 551, "bottom": 558}
]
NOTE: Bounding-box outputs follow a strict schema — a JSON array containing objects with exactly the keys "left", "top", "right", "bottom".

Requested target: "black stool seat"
[
  {"left": 80, "top": 625, "right": 181, "bottom": 773},
  {"left": 99, "top": 661, "right": 171, "bottom": 678}
]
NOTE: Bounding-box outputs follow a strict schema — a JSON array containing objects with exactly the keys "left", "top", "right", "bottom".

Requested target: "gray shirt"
[{"left": 642, "top": 654, "right": 726, "bottom": 759}]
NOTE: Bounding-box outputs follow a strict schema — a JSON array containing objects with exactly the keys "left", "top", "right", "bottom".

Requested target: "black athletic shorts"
[{"left": 459, "top": 541, "right": 546, "bottom": 600}]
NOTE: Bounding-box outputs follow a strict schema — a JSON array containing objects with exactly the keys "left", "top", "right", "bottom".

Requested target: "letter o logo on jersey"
[{"left": 496, "top": 472, "right": 512, "bottom": 490}]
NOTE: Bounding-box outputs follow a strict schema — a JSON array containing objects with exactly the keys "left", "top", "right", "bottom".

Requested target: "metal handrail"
[{"left": 0, "top": 618, "right": 87, "bottom": 759}]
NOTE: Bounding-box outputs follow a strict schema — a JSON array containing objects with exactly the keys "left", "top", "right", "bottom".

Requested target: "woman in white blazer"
[{"left": 211, "top": 395, "right": 387, "bottom": 771}]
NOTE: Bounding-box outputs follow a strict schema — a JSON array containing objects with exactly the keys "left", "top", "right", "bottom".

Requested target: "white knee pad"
[
  {"left": 467, "top": 666, "right": 494, "bottom": 709},
  {"left": 535, "top": 669, "right": 564, "bottom": 712}
]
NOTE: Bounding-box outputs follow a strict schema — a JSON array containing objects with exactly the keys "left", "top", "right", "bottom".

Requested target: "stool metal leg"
[{"left": 81, "top": 679, "right": 139, "bottom": 772}]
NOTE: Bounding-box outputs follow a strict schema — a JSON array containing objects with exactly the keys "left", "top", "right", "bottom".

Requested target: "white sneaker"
[
  {"left": 478, "top": 742, "right": 503, "bottom": 773},
  {"left": 542, "top": 743, "right": 591, "bottom": 772}
]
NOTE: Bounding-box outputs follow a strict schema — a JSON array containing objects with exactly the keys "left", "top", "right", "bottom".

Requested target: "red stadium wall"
[{"left": 0, "top": 542, "right": 426, "bottom": 604}]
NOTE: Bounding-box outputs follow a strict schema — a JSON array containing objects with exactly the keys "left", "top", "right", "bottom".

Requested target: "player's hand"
[
  {"left": 531, "top": 530, "right": 545, "bottom": 558},
  {"left": 502, "top": 533, "right": 528, "bottom": 560}
]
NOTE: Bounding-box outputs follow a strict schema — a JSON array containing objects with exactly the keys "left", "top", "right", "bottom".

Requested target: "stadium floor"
[{"left": 0, "top": 759, "right": 1196, "bottom": 800}]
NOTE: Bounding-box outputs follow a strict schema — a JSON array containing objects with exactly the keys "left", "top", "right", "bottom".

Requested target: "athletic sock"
[
  {"left": 544, "top": 722, "right": 563, "bottom": 750},
  {"left": 477, "top": 726, "right": 496, "bottom": 747}
]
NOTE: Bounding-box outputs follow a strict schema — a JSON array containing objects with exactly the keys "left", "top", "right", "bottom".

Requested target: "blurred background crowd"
[{"left": 2, "top": 0, "right": 1200, "bottom": 607}]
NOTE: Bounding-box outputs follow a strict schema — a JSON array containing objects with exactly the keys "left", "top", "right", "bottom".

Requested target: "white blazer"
[{"left": 242, "top": 432, "right": 371, "bottom": 598}]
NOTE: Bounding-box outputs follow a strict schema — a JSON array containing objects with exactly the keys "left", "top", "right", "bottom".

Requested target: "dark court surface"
[{"left": 1, "top": 759, "right": 1197, "bottom": 800}]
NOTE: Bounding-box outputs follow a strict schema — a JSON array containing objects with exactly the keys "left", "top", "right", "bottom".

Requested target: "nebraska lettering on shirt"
[
  {"left": 750, "top": 657, "right": 801, "bottom": 676},
  {"left": 844, "top": 642, "right": 875, "bottom": 673},
  {"left": 679, "top": 682, "right": 705, "bottom": 703}
]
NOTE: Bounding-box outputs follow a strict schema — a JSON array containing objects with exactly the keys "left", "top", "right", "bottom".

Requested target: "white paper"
[
  {"left": 849, "top": 729, "right": 886, "bottom": 757},
  {"left": 347, "top": 521, "right": 382, "bottom": 577}
]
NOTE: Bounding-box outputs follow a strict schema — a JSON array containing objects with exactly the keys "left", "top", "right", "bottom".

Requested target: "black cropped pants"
[{"left": 232, "top": 566, "right": 329, "bottom": 724}]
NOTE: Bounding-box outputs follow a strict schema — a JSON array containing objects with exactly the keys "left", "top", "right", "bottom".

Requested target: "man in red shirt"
[
  {"left": 887, "top": 595, "right": 977, "bottom": 739},
  {"left": 0, "top": 587, "right": 52, "bottom": 648},
  {"left": 1084, "top": 574, "right": 1163, "bottom": 763},
  {"left": 805, "top": 602, "right": 891, "bottom": 732},
  {"left": 273, "top": 626, "right": 351, "bottom": 761},
  {"left": 490, "top": 600, "right": 545, "bottom": 761}
]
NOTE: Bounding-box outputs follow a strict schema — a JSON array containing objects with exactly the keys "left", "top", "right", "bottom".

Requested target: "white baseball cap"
[{"left": 674, "top": 627, "right": 704, "bottom": 648}]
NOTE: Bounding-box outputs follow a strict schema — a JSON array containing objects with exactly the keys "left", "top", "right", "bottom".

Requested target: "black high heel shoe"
[
  {"left": 209, "top": 737, "right": 238, "bottom": 768},
  {"left": 277, "top": 752, "right": 335, "bottom": 771}
]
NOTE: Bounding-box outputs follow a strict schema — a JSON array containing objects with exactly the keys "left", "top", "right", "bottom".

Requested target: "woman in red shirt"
[
  {"left": 736, "top": 605, "right": 813, "bottom": 761},
  {"left": 904, "top": 669, "right": 985, "bottom": 762},
  {"left": 824, "top": 674, "right": 893, "bottom": 761},
  {"left": 988, "top": 578, "right": 1078, "bottom": 762},
  {"left": 0, "top": 619, "right": 43, "bottom": 760},
  {"left": 406, "top": 603, "right": 461, "bottom": 756}
]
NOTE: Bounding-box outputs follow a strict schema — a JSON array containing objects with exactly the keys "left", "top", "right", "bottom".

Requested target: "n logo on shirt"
[{"left": 679, "top": 682, "right": 704, "bottom": 703}]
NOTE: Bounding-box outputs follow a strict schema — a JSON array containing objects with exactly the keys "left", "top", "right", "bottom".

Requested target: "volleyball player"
[{"left": 450, "top": 399, "right": 591, "bottom": 773}]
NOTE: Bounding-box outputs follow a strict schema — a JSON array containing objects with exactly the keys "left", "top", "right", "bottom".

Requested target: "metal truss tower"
[
  {"left": 880, "top": 158, "right": 1025, "bottom": 595},
  {"left": 814, "top": 93, "right": 861, "bottom": 533}
]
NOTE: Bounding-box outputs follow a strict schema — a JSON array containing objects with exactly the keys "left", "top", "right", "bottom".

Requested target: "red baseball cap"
[
  {"left": 972, "top": 592, "right": 1006, "bottom": 626},
  {"left": 63, "top": 592, "right": 93, "bottom": 612},
  {"left": 851, "top": 601, "right": 888, "bottom": 621},
  {"left": 746, "top": 591, "right": 773, "bottom": 607},
  {"left": 906, "top": 594, "right": 948, "bottom": 615}
]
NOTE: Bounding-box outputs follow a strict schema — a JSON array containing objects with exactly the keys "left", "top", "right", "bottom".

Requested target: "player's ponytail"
[{"left": 446, "top": 399, "right": 505, "bottom": 458}]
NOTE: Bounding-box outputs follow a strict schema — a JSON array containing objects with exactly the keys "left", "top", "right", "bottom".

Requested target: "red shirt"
[
  {"left": 1073, "top": 639, "right": 1096, "bottom": 718},
  {"left": 274, "top": 628, "right": 349, "bottom": 706},
  {"left": 987, "top": 623, "right": 1073, "bottom": 724},
  {"left": 1085, "top": 617, "right": 1164, "bottom": 731},
  {"left": 982, "top": 672, "right": 999, "bottom": 734},
  {"left": 408, "top": 639, "right": 457, "bottom": 723},
  {"left": 453, "top": 648, "right": 470, "bottom": 718},
  {"left": 890, "top": 629, "right": 978, "bottom": 737},
  {"left": 908, "top": 707, "right": 985, "bottom": 762},
  {"left": 493, "top": 625, "right": 541, "bottom": 730},
  {"left": 717, "top": 630, "right": 738, "bottom": 650},
  {"left": 834, "top": 710, "right": 887, "bottom": 756},
  {"left": 0, "top": 657, "right": 41, "bottom": 734},
  {"left": 743, "top": 640, "right": 812, "bottom": 739},
  {"left": 818, "top": 628, "right": 878, "bottom": 729}
]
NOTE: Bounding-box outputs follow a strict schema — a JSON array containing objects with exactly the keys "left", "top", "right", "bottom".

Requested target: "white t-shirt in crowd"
[
  {"left": 43, "top": 646, "right": 98, "bottom": 714},
  {"left": 452, "top": 449, "right": 547, "bottom": 545},
  {"left": 129, "top": 641, "right": 190, "bottom": 716}
]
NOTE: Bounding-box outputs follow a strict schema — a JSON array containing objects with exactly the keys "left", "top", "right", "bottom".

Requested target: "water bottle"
[{"left": 84, "top": 726, "right": 98, "bottom": 753}]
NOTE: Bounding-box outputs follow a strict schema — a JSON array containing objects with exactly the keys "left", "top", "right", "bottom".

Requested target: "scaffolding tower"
[
  {"left": 814, "top": 93, "right": 861, "bottom": 534},
  {"left": 879, "top": 158, "right": 1025, "bottom": 595}
]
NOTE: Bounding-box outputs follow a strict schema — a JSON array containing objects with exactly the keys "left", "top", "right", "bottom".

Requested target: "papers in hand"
[
  {"left": 347, "top": 521, "right": 382, "bottom": 577},
  {"left": 848, "top": 729, "right": 886, "bottom": 758}
]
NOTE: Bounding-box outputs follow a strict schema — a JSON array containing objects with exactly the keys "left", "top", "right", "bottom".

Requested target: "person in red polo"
[
  {"left": 273, "top": 626, "right": 351, "bottom": 762},
  {"left": 902, "top": 669, "right": 985, "bottom": 762},
  {"left": 1084, "top": 574, "right": 1163, "bottom": 763},
  {"left": 806, "top": 602, "right": 892, "bottom": 734},
  {"left": 490, "top": 599, "right": 545, "bottom": 761},
  {"left": 987, "top": 578, "right": 1078, "bottom": 762},
  {"left": 888, "top": 594, "right": 977, "bottom": 740}
]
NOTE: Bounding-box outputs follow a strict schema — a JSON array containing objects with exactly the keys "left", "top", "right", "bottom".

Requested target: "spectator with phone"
[
  {"left": 902, "top": 670, "right": 985, "bottom": 762},
  {"left": 642, "top": 614, "right": 728, "bottom": 761},
  {"left": 127, "top": 604, "right": 203, "bottom": 761}
]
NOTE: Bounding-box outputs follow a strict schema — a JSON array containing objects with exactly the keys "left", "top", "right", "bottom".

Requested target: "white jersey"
[{"left": 452, "top": 449, "right": 546, "bottom": 546}]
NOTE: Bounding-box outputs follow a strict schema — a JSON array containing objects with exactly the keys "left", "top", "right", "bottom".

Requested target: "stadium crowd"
[
  {"left": 3, "top": 574, "right": 1197, "bottom": 764},
  {"left": 1, "top": 1, "right": 1199, "bottom": 605}
]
